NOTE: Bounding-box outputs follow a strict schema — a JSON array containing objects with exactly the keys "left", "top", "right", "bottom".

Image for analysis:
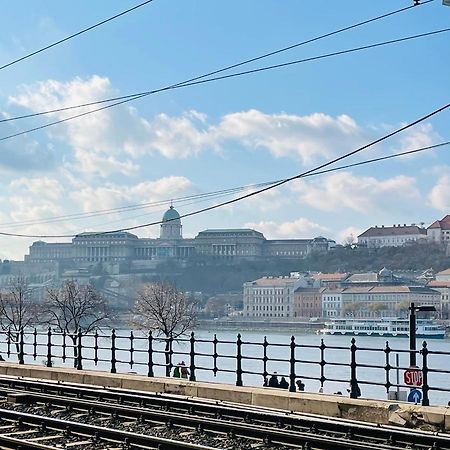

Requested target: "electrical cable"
[
  {"left": 1, "top": 26, "right": 448, "bottom": 145},
  {"left": 1, "top": 102, "right": 448, "bottom": 238},
  {"left": 2, "top": 139, "right": 448, "bottom": 230},
  {"left": 0, "top": 0, "right": 155, "bottom": 71},
  {"left": 0, "top": 0, "right": 434, "bottom": 125}
]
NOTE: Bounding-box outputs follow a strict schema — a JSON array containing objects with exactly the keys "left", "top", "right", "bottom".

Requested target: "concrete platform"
[{"left": 0, "top": 363, "right": 447, "bottom": 431}]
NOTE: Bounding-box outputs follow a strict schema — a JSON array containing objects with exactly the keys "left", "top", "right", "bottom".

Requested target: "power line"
[
  {"left": 0, "top": 0, "right": 155, "bottom": 71},
  {"left": 1, "top": 27, "right": 448, "bottom": 145},
  {"left": 1, "top": 139, "right": 448, "bottom": 231},
  {"left": 0, "top": 1, "right": 433, "bottom": 125},
  {"left": 1, "top": 102, "right": 448, "bottom": 238}
]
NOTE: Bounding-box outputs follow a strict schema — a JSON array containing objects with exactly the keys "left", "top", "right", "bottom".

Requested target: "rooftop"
[
  {"left": 358, "top": 225, "right": 426, "bottom": 238},
  {"left": 428, "top": 215, "right": 450, "bottom": 230}
]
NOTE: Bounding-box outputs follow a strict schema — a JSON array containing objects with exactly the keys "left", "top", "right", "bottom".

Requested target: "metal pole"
[
  {"left": 396, "top": 353, "right": 400, "bottom": 397},
  {"left": 409, "top": 302, "right": 416, "bottom": 367}
]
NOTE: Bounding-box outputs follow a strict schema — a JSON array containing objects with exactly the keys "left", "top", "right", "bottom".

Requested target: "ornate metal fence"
[{"left": 0, "top": 327, "right": 448, "bottom": 407}]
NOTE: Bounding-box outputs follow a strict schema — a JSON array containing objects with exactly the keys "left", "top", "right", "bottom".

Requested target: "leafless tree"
[
  {"left": 0, "top": 277, "right": 39, "bottom": 360},
  {"left": 45, "top": 280, "right": 111, "bottom": 365},
  {"left": 131, "top": 282, "right": 197, "bottom": 375}
]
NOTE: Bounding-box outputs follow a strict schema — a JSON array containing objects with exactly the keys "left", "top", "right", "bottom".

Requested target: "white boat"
[{"left": 318, "top": 318, "right": 445, "bottom": 339}]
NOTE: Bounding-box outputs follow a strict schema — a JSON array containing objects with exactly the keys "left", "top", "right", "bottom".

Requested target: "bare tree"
[
  {"left": 45, "top": 280, "right": 111, "bottom": 365},
  {"left": 0, "top": 277, "right": 39, "bottom": 361},
  {"left": 131, "top": 282, "right": 197, "bottom": 375}
]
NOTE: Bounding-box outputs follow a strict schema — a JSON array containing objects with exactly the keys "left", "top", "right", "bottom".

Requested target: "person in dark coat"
[
  {"left": 268, "top": 372, "right": 279, "bottom": 388},
  {"left": 279, "top": 376, "right": 289, "bottom": 389},
  {"left": 296, "top": 379, "right": 305, "bottom": 391}
]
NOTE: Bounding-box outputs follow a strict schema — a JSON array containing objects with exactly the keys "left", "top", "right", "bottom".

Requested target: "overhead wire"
[
  {"left": 2, "top": 139, "right": 449, "bottom": 231},
  {"left": 1, "top": 101, "right": 448, "bottom": 238},
  {"left": 1, "top": 26, "right": 448, "bottom": 145},
  {"left": 0, "top": 0, "right": 155, "bottom": 71},
  {"left": 0, "top": 1, "right": 434, "bottom": 125}
]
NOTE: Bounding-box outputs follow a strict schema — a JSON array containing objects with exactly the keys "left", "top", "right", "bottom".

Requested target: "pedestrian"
[
  {"left": 279, "top": 376, "right": 289, "bottom": 389},
  {"left": 263, "top": 378, "right": 268, "bottom": 387},
  {"left": 347, "top": 381, "right": 361, "bottom": 398},
  {"left": 180, "top": 361, "right": 190, "bottom": 379},
  {"left": 296, "top": 379, "right": 305, "bottom": 392},
  {"left": 173, "top": 363, "right": 181, "bottom": 378},
  {"left": 268, "top": 372, "right": 279, "bottom": 388}
]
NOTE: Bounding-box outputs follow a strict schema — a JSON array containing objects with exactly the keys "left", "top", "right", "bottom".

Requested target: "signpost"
[
  {"left": 404, "top": 367, "right": 423, "bottom": 387},
  {"left": 408, "top": 389, "right": 422, "bottom": 404}
]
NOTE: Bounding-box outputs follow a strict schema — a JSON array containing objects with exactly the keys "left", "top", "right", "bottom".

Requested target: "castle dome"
[{"left": 162, "top": 206, "right": 180, "bottom": 222}]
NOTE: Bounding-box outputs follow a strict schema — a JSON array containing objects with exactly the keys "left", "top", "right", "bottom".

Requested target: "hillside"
[{"left": 154, "top": 242, "right": 449, "bottom": 295}]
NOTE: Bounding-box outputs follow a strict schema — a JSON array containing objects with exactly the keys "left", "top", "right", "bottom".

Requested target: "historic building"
[
  {"left": 25, "top": 206, "right": 330, "bottom": 264},
  {"left": 357, "top": 224, "right": 427, "bottom": 248},
  {"left": 243, "top": 274, "right": 306, "bottom": 319}
]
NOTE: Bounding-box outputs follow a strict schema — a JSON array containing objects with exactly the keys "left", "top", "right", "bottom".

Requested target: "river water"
[{"left": 15, "top": 327, "right": 450, "bottom": 406}]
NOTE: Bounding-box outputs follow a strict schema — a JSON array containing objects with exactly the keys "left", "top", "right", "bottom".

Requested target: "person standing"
[
  {"left": 279, "top": 376, "right": 289, "bottom": 389},
  {"left": 180, "top": 361, "right": 190, "bottom": 379},
  {"left": 268, "top": 372, "right": 279, "bottom": 388},
  {"left": 296, "top": 379, "right": 305, "bottom": 391}
]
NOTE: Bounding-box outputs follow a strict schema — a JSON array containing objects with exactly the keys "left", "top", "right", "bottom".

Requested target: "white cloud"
[
  {"left": 429, "top": 176, "right": 450, "bottom": 211},
  {"left": 393, "top": 123, "right": 441, "bottom": 159},
  {"left": 291, "top": 171, "right": 421, "bottom": 213},
  {"left": 213, "top": 110, "right": 368, "bottom": 164},
  {"left": 70, "top": 176, "right": 195, "bottom": 213},
  {"left": 337, "top": 226, "right": 365, "bottom": 244},
  {"left": 244, "top": 218, "right": 329, "bottom": 239}
]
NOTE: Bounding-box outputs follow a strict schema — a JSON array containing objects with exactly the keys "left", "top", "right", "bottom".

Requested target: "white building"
[
  {"left": 243, "top": 274, "right": 305, "bottom": 319},
  {"left": 427, "top": 215, "right": 450, "bottom": 244},
  {"left": 357, "top": 224, "right": 427, "bottom": 248},
  {"left": 322, "top": 288, "right": 344, "bottom": 318}
]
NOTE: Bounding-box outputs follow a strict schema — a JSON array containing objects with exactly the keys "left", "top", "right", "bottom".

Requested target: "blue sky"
[{"left": 0, "top": 0, "right": 449, "bottom": 260}]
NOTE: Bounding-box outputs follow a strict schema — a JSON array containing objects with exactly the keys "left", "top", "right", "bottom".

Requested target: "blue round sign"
[{"left": 407, "top": 389, "right": 422, "bottom": 404}]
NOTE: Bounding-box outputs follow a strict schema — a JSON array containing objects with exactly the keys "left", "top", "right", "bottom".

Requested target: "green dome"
[{"left": 162, "top": 206, "right": 180, "bottom": 222}]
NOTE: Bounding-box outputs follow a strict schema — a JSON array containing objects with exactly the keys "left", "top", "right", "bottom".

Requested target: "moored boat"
[{"left": 318, "top": 318, "right": 445, "bottom": 339}]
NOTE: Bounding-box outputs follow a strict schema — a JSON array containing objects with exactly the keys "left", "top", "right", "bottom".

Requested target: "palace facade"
[{"left": 26, "top": 206, "right": 331, "bottom": 264}]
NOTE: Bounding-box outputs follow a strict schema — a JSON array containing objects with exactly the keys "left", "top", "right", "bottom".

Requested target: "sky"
[{"left": 0, "top": 0, "right": 449, "bottom": 260}]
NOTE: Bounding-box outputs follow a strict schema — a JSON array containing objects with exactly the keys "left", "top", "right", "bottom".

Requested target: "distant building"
[
  {"left": 293, "top": 287, "right": 324, "bottom": 318},
  {"left": 323, "top": 285, "right": 441, "bottom": 319},
  {"left": 427, "top": 215, "right": 450, "bottom": 244},
  {"left": 25, "top": 206, "right": 331, "bottom": 264},
  {"left": 311, "top": 272, "right": 348, "bottom": 288},
  {"left": 427, "top": 279, "right": 450, "bottom": 319},
  {"left": 357, "top": 224, "right": 427, "bottom": 248},
  {"left": 243, "top": 274, "right": 306, "bottom": 319},
  {"left": 436, "top": 268, "right": 450, "bottom": 282}
]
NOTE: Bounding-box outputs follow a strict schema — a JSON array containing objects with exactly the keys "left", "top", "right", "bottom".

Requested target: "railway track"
[{"left": 0, "top": 376, "right": 447, "bottom": 450}]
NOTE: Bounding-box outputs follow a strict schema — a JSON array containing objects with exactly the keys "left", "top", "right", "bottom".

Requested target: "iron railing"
[{"left": 0, "top": 327, "right": 448, "bottom": 407}]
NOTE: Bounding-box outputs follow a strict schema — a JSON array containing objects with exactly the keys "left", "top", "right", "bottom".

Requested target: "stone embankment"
[{"left": 0, "top": 363, "right": 447, "bottom": 432}]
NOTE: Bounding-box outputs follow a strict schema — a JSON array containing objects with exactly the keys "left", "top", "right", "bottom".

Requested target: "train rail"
[{"left": 0, "top": 376, "right": 447, "bottom": 450}]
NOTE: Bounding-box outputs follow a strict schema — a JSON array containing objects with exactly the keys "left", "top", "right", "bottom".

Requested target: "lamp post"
[{"left": 408, "top": 302, "right": 436, "bottom": 367}]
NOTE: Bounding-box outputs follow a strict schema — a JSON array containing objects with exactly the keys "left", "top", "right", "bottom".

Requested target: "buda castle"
[{"left": 26, "top": 206, "right": 331, "bottom": 264}]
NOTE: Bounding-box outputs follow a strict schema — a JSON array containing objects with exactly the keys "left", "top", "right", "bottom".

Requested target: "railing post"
[
  {"left": 166, "top": 334, "right": 173, "bottom": 377},
  {"left": 421, "top": 341, "right": 430, "bottom": 406},
  {"left": 7, "top": 327, "right": 11, "bottom": 358},
  {"left": 319, "top": 339, "right": 326, "bottom": 390},
  {"left": 212, "top": 334, "right": 218, "bottom": 377},
  {"left": 111, "top": 329, "right": 116, "bottom": 374},
  {"left": 289, "top": 335, "right": 296, "bottom": 392},
  {"left": 46, "top": 327, "right": 52, "bottom": 368},
  {"left": 94, "top": 330, "right": 99, "bottom": 366},
  {"left": 384, "top": 341, "right": 392, "bottom": 397},
  {"left": 18, "top": 327, "right": 24, "bottom": 365},
  {"left": 189, "top": 332, "right": 196, "bottom": 381},
  {"left": 263, "top": 336, "right": 268, "bottom": 384},
  {"left": 62, "top": 330, "right": 66, "bottom": 363},
  {"left": 33, "top": 328, "right": 37, "bottom": 361},
  {"left": 76, "top": 329, "right": 83, "bottom": 370},
  {"left": 147, "top": 331, "right": 154, "bottom": 377},
  {"left": 349, "top": 338, "right": 359, "bottom": 399},
  {"left": 129, "top": 331, "right": 134, "bottom": 369},
  {"left": 236, "top": 333, "right": 243, "bottom": 386}
]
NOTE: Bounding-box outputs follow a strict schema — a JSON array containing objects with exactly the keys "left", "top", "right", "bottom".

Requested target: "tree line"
[{"left": 0, "top": 279, "right": 197, "bottom": 365}]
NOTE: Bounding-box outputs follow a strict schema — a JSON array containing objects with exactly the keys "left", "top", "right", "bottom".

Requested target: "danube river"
[{"left": 16, "top": 327, "right": 450, "bottom": 406}]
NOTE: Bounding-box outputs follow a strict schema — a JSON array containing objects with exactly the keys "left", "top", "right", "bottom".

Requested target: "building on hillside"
[
  {"left": 293, "top": 287, "right": 324, "bottom": 318},
  {"left": 311, "top": 272, "right": 348, "bottom": 288},
  {"left": 342, "top": 268, "right": 405, "bottom": 287},
  {"left": 427, "top": 215, "right": 450, "bottom": 244},
  {"left": 323, "top": 285, "right": 441, "bottom": 319},
  {"left": 243, "top": 275, "right": 306, "bottom": 319},
  {"left": 357, "top": 224, "right": 427, "bottom": 248},
  {"left": 25, "top": 206, "right": 331, "bottom": 265}
]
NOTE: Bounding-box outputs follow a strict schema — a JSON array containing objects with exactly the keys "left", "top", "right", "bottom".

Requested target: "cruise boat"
[{"left": 318, "top": 318, "right": 445, "bottom": 339}]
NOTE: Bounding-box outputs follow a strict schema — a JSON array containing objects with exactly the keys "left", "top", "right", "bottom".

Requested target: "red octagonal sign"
[{"left": 404, "top": 368, "right": 423, "bottom": 387}]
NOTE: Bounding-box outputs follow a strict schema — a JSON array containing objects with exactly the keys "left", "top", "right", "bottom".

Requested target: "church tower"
[{"left": 160, "top": 205, "right": 182, "bottom": 240}]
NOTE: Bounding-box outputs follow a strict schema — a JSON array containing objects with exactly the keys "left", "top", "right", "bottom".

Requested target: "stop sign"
[{"left": 404, "top": 368, "right": 423, "bottom": 387}]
